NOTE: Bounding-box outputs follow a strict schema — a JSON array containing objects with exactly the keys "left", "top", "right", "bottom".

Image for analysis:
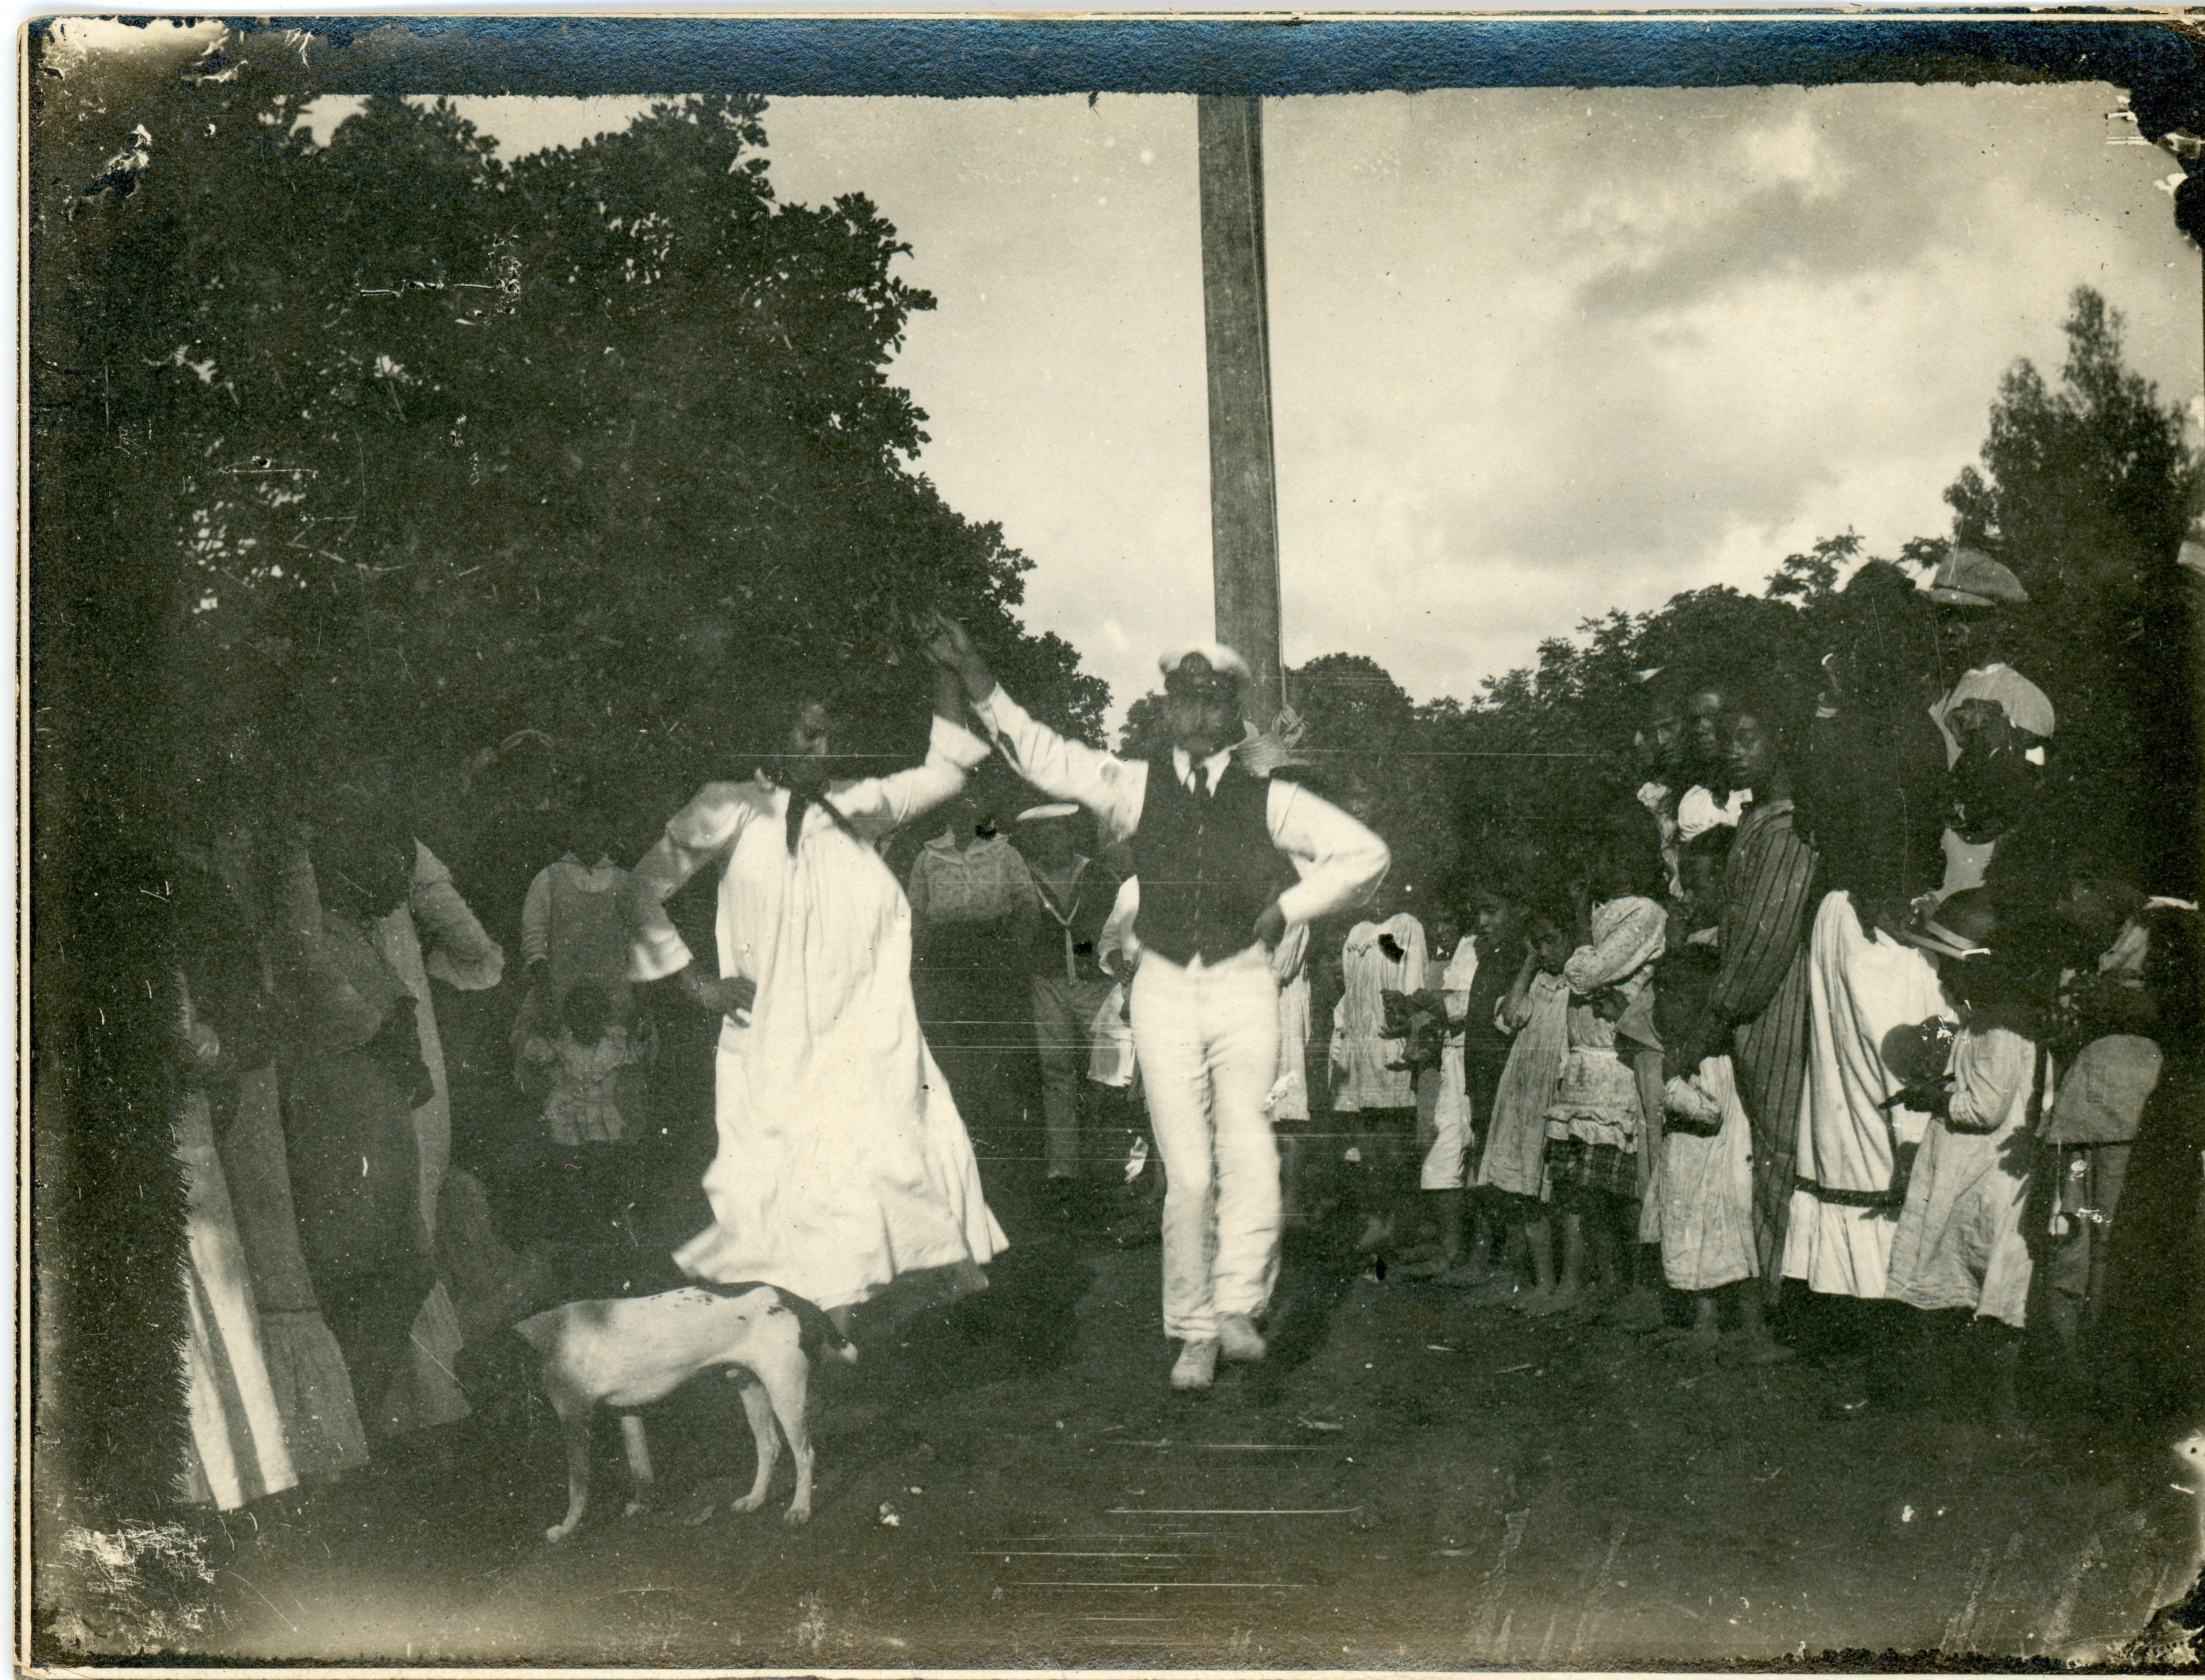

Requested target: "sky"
[{"left": 333, "top": 83, "right": 2204, "bottom": 726}]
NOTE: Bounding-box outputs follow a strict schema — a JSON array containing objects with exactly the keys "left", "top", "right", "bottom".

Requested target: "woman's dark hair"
[
  {"left": 740, "top": 692, "right": 840, "bottom": 777},
  {"left": 306, "top": 799, "right": 414, "bottom": 919},
  {"left": 1817, "top": 559, "right": 1940, "bottom": 711}
]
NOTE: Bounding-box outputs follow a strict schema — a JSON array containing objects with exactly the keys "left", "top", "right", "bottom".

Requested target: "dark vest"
[{"left": 1131, "top": 753, "right": 1290, "bottom": 966}]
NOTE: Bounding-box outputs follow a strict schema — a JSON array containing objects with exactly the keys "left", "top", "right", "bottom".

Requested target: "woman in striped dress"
[{"left": 1668, "top": 695, "right": 1820, "bottom": 1310}]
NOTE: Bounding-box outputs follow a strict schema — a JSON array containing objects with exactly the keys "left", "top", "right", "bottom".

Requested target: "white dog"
[{"left": 513, "top": 1282, "right": 856, "bottom": 1543}]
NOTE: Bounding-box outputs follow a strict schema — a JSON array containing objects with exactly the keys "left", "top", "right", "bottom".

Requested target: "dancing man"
[{"left": 927, "top": 617, "right": 1388, "bottom": 1389}]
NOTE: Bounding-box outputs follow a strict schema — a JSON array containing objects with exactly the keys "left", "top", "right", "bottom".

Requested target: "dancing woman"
[{"left": 626, "top": 642, "right": 1006, "bottom": 1337}]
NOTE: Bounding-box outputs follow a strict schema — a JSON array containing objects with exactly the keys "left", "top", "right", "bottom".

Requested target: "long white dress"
[
  {"left": 1887, "top": 1025, "right": 2037, "bottom": 1327},
  {"left": 1418, "top": 939, "right": 1479, "bottom": 1189},
  {"left": 1658, "top": 1055, "right": 1758, "bottom": 1292},
  {"left": 372, "top": 842, "right": 505, "bottom": 1434},
  {"left": 175, "top": 984, "right": 298, "bottom": 1510},
  {"left": 1785, "top": 889, "right": 1952, "bottom": 1298},
  {"left": 1331, "top": 914, "right": 1427, "bottom": 1112},
  {"left": 630, "top": 715, "right": 1008, "bottom": 1312}
]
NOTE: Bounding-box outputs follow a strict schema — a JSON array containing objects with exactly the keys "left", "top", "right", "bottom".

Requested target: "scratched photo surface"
[{"left": 26, "top": 15, "right": 2205, "bottom": 1671}]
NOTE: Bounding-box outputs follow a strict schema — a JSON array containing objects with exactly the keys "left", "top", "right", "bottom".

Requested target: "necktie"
[{"left": 1190, "top": 762, "right": 1210, "bottom": 800}]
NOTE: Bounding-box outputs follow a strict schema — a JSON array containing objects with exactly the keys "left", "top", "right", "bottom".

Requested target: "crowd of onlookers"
[
  {"left": 156, "top": 546, "right": 2201, "bottom": 1519},
  {"left": 1245, "top": 549, "right": 2203, "bottom": 1449}
]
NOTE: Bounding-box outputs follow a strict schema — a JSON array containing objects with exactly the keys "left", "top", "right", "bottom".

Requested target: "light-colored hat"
[
  {"left": 1014, "top": 803, "right": 1082, "bottom": 824},
  {"left": 1931, "top": 548, "right": 2029, "bottom": 608},
  {"left": 1159, "top": 643, "right": 1252, "bottom": 686}
]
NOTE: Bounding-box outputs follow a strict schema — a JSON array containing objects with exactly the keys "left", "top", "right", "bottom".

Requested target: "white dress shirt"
[{"left": 972, "top": 685, "right": 1388, "bottom": 933}]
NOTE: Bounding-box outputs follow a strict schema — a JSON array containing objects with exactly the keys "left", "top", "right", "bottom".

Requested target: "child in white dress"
[
  {"left": 1886, "top": 889, "right": 2041, "bottom": 1437},
  {"left": 519, "top": 981, "right": 647, "bottom": 1240}
]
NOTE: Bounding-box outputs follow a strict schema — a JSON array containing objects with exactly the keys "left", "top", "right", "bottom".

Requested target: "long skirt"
[
  {"left": 177, "top": 1092, "right": 298, "bottom": 1509},
  {"left": 1887, "top": 1115, "right": 2033, "bottom": 1326},
  {"left": 213, "top": 1065, "right": 370, "bottom": 1481},
  {"left": 1659, "top": 1057, "right": 1759, "bottom": 1293},
  {"left": 1786, "top": 891, "right": 1949, "bottom": 1299},
  {"left": 676, "top": 1026, "right": 1005, "bottom": 1313},
  {"left": 282, "top": 1046, "right": 437, "bottom": 1417},
  {"left": 1735, "top": 942, "right": 1812, "bottom": 1305}
]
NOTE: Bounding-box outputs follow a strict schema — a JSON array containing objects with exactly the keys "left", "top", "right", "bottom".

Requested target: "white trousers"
[{"left": 1129, "top": 945, "right": 1283, "bottom": 1342}]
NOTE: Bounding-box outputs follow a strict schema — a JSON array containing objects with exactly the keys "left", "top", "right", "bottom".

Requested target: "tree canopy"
[{"left": 31, "top": 32, "right": 1107, "bottom": 854}]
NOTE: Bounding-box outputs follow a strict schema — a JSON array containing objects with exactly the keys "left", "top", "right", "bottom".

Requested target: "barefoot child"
[
  {"left": 1473, "top": 908, "right": 1573, "bottom": 1306},
  {"left": 1652, "top": 944, "right": 1788, "bottom": 1361},
  {"left": 518, "top": 980, "right": 649, "bottom": 1243},
  {"left": 1446, "top": 891, "right": 1529, "bottom": 1286},
  {"left": 1886, "top": 888, "right": 2042, "bottom": 1436},
  {"left": 1533, "top": 837, "right": 1667, "bottom": 1316},
  {"left": 1395, "top": 907, "right": 1477, "bottom": 1278}
]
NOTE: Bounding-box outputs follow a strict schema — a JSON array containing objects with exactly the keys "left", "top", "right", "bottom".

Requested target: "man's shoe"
[
  {"left": 1170, "top": 1340, "right": 1220, "bottom": 1390},
  {"left": 1217, "top": 1313, "right": 1267, "bottom": 1362}
]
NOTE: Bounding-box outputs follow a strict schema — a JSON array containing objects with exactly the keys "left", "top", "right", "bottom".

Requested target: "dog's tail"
[{"left": 775, "top": 1287, "right": 860, "bottom": 1366}]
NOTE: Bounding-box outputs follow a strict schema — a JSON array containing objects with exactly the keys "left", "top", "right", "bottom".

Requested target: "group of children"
[{"left": 1323, "top": 807, "right": 2196, "bottom": 1433}]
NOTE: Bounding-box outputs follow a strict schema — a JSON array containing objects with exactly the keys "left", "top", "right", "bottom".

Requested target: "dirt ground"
[
  {"left": 59, "top": 1143, "right": 2197, "bottom": 1672},
  {"left": 32, "top": 972, "right": 2205, "bottom": 1672}
]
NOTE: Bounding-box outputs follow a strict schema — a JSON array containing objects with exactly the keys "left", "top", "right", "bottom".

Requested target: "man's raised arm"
[{"left": 922, "top": 614, "right": 1147, "bottom": 843}]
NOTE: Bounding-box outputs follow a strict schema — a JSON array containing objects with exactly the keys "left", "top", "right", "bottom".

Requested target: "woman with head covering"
[{"left": 625, "top": 642, "right": 1007, "bottom": 1341}]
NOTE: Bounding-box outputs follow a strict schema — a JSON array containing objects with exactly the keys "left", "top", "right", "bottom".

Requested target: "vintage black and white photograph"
[{"left": 23, "top": 12, "right": 2205, "bottom": 1669}]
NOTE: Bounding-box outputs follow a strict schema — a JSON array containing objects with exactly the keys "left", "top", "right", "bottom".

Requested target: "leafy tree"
[
  {"left": 34, "top": 32, "right": 1108, "bottom": 836},
  {"left": 1943, "top": 286, "right": 2201, "bottom": 885},
  {"left": 26, "top": 22, "right": 1110, "bottom": 1515}
]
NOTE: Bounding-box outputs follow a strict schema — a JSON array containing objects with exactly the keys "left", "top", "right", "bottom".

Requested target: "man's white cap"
[
  {"left": 1014, "top": 803, "right": 1082, "bottom": 824},
  {"left": 1158, "top": 642, "right": 1252, "bottom": 682}
]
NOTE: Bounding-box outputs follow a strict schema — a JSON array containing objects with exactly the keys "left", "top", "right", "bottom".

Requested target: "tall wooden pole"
[{"left": 1197, "top": 95, "right": 1285, "bottom": 726}]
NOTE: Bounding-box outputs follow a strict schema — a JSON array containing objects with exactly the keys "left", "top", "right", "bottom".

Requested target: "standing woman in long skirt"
[{"left": 627, "top": 643, "right": 1007, "bottom": 1337}]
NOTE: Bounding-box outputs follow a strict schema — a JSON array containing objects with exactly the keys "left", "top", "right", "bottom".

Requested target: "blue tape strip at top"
[{"left": 58, "top": 15, "right": 2205, "bottom": 102}]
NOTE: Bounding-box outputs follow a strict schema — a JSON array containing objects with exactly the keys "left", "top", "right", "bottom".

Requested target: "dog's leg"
[
  {"left": 756, "top": 1351, "right": 816, "bottom": 1527},
  {"left": 618, "top": 1413, "right": 654, "bottom": 1520},
  {"left": 728, "top": 1376, "right": 781, "bottom": 1515},
  {"left": 545, "top": 1392, "right": 594, "bottom": 1545}
]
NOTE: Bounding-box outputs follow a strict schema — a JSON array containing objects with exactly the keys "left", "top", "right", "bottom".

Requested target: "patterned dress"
[{"left": 1701, "top": 798, "right": 1819, "bottom": 1303}]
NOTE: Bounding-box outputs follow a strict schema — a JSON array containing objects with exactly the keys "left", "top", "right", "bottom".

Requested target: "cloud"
[{"left": 414, "top": 84, "right": 2198, "bottom": 725}]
